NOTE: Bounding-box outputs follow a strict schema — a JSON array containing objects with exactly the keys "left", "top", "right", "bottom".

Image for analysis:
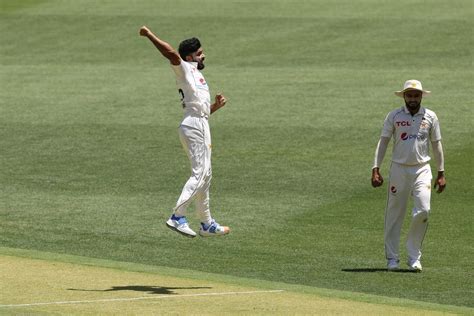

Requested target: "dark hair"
[{"left": 178, "top": 37, "right": 201, "bottom": 60}]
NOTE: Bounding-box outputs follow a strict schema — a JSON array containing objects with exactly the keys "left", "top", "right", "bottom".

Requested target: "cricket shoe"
[
  {"left": 387, "top": 259, "right": 400, "bottom": 271},
  {"left": 408, "top": 260, "right": 422, "bottom": 272},
  {"left": 199, "top": 220, "right": 230, "bottom": 237},
  {"left": 166, "top": 214, "right": 196, "bottom": 238}
]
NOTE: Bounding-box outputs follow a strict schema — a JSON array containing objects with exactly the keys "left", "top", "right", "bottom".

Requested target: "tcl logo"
[{"left": 396, "top": 121, "right": 411, "bottom": 127}]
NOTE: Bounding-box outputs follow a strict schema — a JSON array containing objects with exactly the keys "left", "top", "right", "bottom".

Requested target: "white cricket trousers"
[
  {"left": 173, "top": 120, "right": 212, "bottom": 224},
  {"left": 385, "top": 162, "right": 432, "bottom": 262}
]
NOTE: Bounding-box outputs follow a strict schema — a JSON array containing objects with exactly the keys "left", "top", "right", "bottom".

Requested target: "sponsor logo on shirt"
[
  {"left": 400, "top": 132, "right": 426, "bottom": 141},
  {"left": 396, "top": 121, "right": 411, "bottom": 127}
]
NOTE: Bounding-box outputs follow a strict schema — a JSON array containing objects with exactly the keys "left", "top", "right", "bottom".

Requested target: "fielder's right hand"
[{"left": 371, "top": 168, "right": 384, "bottom": 187}]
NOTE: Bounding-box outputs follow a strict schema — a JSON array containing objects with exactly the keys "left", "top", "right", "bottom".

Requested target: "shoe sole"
[
  {"left": 407, "top": 261, "right": 422, "bottom": 272},
  {"left": 199, "top": 227, "right": 230, "bottom": 237},
  {"left": 166, "top": 222, "right": 196, "bottom": 238}
]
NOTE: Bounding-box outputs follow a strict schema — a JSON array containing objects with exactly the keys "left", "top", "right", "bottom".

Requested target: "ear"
[{"left": 185, "top": 55, "right": 193, "bottom": 62}]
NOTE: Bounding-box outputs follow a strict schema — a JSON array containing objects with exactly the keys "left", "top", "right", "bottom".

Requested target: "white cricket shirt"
[
  {"left": 171, "top": 61, "right": 211, "bottom": 129},
  {"left": 381, "top": 106, "right": 442, "bottom": 166}
]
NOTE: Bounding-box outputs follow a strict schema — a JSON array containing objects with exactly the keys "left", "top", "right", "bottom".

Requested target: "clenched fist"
[
  {"left": 371, "top": 168, "right": 384, "bottom": 188},
  {"left": 139, "top": 26, "right": 150, "bottom": 37}
]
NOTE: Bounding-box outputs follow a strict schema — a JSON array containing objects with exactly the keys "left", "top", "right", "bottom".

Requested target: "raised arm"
[{"left": 139, "top": 26, "right": 181, "bottom": 66}]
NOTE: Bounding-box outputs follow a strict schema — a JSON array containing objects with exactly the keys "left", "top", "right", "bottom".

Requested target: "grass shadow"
[
  {"left": 68, "top": 285, "right": 212, "bottom": 295},
  {"left": 342, "top": 268, "right": 419, "bottom": 273}
]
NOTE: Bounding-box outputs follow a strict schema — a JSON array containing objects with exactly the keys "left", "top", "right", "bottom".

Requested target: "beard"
[
  {"left": 405, "top": 100, "right": 421, "bottom": 112},
  {"left": 197, "top": 60, "right": 205, "bottom": 70}
]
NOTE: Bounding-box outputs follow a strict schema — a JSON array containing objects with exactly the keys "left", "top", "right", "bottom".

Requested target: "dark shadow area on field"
[
  {"left": 342, "top": 268, "right": 419, "bottom": 273},
  {"left": 68, "top": 285, "right": 212, "bottom": 295}
]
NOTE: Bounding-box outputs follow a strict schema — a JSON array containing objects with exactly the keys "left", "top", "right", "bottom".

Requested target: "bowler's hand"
[
  {"left": 215, "top": 94, "right": 227, "bottom": 108},
  {"left": 371, "top": 168, "right": 384, "bottom": 188},
  {"left": 211, "top": 93, "right": 227, "bottom": 114},
  {"left": 139, "top": 26, "right": 150, "bottom": 37},
  {"left": 434, "top": 172, "right": 446, "bottom": 193}
]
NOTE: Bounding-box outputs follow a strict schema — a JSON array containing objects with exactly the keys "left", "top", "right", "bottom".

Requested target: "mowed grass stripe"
[
  {"left": 1, "top": 290, "right": 285, "bottom": 308},
  {"left": 1, "top": 248, "right": 471, "bottom": 315}
]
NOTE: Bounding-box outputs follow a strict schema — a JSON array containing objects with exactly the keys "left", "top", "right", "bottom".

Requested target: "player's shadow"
[
  {"left": 68, "top": 285, "right": 212, "bottom": 295},
  {"left": 341, "top": 268, "right": 418, "bottom": 273}
]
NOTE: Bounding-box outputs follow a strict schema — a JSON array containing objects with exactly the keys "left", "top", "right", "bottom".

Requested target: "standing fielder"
[
  {"left": 139, "top": 26, "right": 230, "bottom": 238},
  {"left": 371, "top": 80, "right": 446, "bottom": 272}
]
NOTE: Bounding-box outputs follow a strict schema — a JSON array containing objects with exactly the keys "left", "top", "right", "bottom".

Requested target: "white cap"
[{"left": 394, "top": 79, "right": 431, "bottom": 98}]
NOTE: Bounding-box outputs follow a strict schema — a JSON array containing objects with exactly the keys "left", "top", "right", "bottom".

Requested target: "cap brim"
[{"left": 394, "top": 89, "right": 431, "bottom": 98}]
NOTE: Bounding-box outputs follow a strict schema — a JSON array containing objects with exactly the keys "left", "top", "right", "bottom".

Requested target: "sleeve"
[
  {"left": 170, "top": 62, "right": 187, "bottom": 80},
  {"left": 431, "top": 140, "right": 445, "bottom": 171},
  {"left": 430, "top": 114, "right": 442, "bottom": 142},
  {"left": 381, "top": 112, "right": 394, "bottom": 138},
  {"left": 373, "top": 136, "right": 390, "bottom": 169}
]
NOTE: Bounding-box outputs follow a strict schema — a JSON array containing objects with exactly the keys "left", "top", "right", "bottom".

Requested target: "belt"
[{"left": 185, "top": 112, "right": 209, "bottom": 120}]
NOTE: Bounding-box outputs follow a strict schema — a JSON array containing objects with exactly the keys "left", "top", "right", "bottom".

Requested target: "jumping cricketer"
[
  {"left": 139, "top": 26, "right": 230, "bottom": 238},
  {"left": 371, "top": 79, "right": 446, "bottom": 272}
]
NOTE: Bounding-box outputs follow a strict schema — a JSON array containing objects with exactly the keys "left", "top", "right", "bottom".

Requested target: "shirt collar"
[{"left": 187, "top": 61, "right": 198, "bottom": 68}]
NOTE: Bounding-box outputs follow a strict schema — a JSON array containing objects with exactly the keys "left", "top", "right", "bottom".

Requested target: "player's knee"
[
  {"left": 191, "top": 166, "right": 204, "bottom": 177},
  {"left": 412, "top": 209, "right": 429, "bottom": 221}
]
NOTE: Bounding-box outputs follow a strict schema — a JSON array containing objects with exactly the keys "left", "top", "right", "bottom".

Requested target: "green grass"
[
  {"left": 1, "top": 0, "right": 473, "bottom": 309},
  {"left": 2, "top": 248, "right": 472, "bottom": 315}
]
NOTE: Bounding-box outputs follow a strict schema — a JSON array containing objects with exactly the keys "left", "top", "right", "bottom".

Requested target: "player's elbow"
[{"left": 166, "top": 51, "right": 181, "bottom": 65}]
